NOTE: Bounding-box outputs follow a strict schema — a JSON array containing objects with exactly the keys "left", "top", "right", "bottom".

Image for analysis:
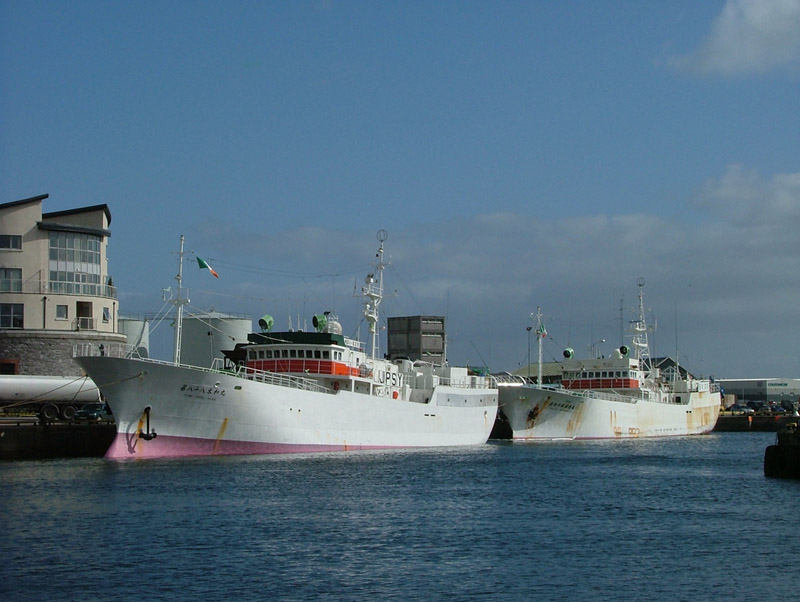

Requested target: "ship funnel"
[
  {"left": 563, "top": 348, "right": 574, "bottom": 359},
  {"left": 258, "top": 314, "right": 274, "bottom": 332}
]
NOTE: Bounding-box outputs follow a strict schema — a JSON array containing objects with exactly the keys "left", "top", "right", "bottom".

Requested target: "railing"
[
  {"left": 74, "top": 317, "right": 95, "bottom": 330},
  {"left": 73, "top": 343, "right": 496, "bottom": 394},
  {"left": 531, "top": 382, "right": 704, "bottom": 405},
  {"left": 210, "top": 358, "right": 331, "bottom": 393},
  {"left": 343, "top": 336, "right": 365, "bottom": 351},
  {"left": 523, "top": 383, "right": 644, "bottom": 405},
  {"left": 445, "top": 375, "right": 498, "bottom": 390},
  {"left": 494, "top": 373, "right": 529, "bottom": 385},
  {"left": 412, "top": 372, "right": 498, "bottom": 390},
  {"left": 19, "top": 280, "right": 117, "bottom": 299},
  {"left": 73, "top": 343, "right": 332, "bottom": 394},
  {"left": 74, "top": 342, "right": 137, "bottom": 359}
]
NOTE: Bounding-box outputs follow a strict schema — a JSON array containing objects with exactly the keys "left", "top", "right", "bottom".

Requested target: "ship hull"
[
  {"left": 499, "top": 384, "right": 720, "bottom": 440},
  {"left": 76, "top": 356, "right": 497, "bottom": 459}
]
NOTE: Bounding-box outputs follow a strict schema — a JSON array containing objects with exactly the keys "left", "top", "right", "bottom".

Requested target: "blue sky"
[{"left": 2, "top": 0, "right": 800, "bottom": 378}]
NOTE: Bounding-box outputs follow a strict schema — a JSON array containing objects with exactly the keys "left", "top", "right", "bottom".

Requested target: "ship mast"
[
  {"left": 534, "top": 307, "right": 545, "bottom": 386},
  {"left": 171, "top": 235, "right": 189, "bottom": 365},
  {"left": 630, "top": 277, "right": 651, "bottom": 368},
  {"left": 362, "top": 230, "right": 387, "bottom": 361}
]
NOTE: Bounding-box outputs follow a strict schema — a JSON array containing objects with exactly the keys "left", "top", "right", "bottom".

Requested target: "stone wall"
[{"left": 0, "top": 331, "right": 127, "bottom": 376}]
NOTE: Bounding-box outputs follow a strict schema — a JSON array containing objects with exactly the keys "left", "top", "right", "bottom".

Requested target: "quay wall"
[
  {"left": 0, "top": 421, "right": 115, "bottom": 460},
  {"left": 713, "top": 414, "right": 797, "bottom": 432}
]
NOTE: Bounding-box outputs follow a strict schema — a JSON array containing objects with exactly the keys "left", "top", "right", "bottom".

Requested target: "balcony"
[
  {"left": 14, "top": 280, "right": 117, "bottom": 299},
  {"left": 74, "top": 317, "right": 95, "bottom": 330}
]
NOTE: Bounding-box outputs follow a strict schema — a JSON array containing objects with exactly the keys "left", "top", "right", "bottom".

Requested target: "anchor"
[{"left": 139, "top": 406, "right": 158, "bottom": 441}]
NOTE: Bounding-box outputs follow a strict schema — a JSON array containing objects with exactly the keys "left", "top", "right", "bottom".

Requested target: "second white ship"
[{"left": 499, "top": 279, "right": 721, "bottom": 440}]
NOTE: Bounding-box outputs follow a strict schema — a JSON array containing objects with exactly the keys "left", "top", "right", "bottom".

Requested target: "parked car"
[
  {"left": 74, "top": 403, "right": 113, "bottom": 422},
  {"left": 728, "top": 404, "right": 754, "bottom": 415}
]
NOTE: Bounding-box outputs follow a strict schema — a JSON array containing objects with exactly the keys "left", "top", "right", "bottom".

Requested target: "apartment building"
[{"left": 0, "top": 194, "right": 125, "bottom": 376}]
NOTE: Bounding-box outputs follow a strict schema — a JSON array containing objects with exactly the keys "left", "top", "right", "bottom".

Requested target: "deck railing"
[{"left": 73, "top": 343, "right": 332, "bottom": 394}]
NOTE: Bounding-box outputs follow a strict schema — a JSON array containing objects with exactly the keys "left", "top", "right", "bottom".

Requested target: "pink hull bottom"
[{"left": 104, "top": 432, "right": 393, "bottom": 460}]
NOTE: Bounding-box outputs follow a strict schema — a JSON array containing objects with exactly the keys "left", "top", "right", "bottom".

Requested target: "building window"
[
  {"left": 48, "top": 232, "right": 102, "bottom": 294},
  {"left": 56, "top": 305, "right": 68, "bottom": 320},
  {"left": 0, "top": 268, "right": 22, "bottom": 292},
  {"left": 102, "top": 307, "right": 110, "bottom": 322},
  {"left": 0, "top": 235, "right": 22, "bottom": 250},
  {"left": 0, "top": 303, "right": 24, "bottom": 328}
]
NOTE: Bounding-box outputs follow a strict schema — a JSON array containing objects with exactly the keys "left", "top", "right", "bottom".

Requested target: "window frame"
[{"left": 0, "top": 303, "right": 24, "bottom": 328}]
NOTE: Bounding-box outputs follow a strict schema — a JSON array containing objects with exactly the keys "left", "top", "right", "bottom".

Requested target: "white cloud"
[
  {"left": 670, "top": 0, "right": 800, "bottom": 75},
  {"left": 698, "top": 163, "right": 800, "bottom": 226}
]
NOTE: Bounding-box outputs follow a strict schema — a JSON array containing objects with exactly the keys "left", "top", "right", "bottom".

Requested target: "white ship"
[
  {"left": 74, "top": 231, "right": 497, "bottom": 459},
  {"left": 499, "top": 279, "right": 720, "bottom": 440}
]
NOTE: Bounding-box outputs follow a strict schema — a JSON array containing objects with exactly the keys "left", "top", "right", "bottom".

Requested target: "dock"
[
  {"left": 0, "top": 418, "right": 115, "bottom": 461},
  {"left": 713, "top": 413, "right": 797, "bottom": 432}
]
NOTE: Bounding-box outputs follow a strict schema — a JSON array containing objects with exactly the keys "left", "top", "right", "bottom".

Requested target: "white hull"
[
  {"left": 499, "top": 384, "right": 720, "bottom": 440},
  {"left": 76, "top": 356, "right": 497, "bottom": 459}
]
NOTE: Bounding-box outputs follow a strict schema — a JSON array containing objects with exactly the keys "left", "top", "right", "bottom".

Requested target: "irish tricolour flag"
[{"left": 196, "top": 256, "right": 219, "bottom": 278}]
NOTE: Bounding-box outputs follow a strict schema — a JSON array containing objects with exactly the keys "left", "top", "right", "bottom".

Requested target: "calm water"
[{"left": 2, "top": 432, "right": 797, "bottom": 601}]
